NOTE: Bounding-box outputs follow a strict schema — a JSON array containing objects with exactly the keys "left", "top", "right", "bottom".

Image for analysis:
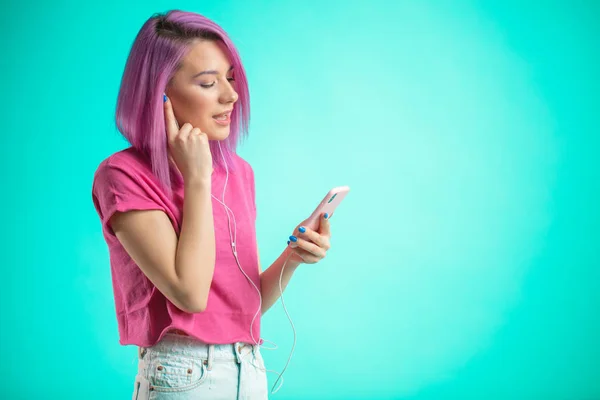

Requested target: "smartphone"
[{"left": 303, "top": 186, "right": 350, "bottom": 231}]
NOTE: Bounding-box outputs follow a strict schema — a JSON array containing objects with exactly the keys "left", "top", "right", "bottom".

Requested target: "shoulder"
[
  {"left": 94, "top": 147, "right": 150, "bottom": 179},
  {"left": 231, "top": 153, "right": 255, "bottom": 177},
  {"left": 92, "top": 147, "right": 153, "bottom": 193}
]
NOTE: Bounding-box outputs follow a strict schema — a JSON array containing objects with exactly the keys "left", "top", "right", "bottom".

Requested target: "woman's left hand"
[{"left": 287, "top": 213, "right": 331, "bottom": 264}]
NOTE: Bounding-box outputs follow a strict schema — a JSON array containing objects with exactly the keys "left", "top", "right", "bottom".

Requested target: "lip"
[{"left": 212, "top": 110, "right": 232, "bottom": 126}]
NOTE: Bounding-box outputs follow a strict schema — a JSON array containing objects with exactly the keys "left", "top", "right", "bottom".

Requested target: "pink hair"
[{"left": 115, "top": 10, "right": 250, "bottom": 197}]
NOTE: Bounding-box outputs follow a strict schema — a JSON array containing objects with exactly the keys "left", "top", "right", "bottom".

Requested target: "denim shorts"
[{"left": 131, "top": 333, "right": 268, "bottom": 399}]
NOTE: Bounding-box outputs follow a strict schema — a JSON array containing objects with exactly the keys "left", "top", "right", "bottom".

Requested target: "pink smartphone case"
[{"left": 304, "top": 186, "right": 350, "bottom": 230}]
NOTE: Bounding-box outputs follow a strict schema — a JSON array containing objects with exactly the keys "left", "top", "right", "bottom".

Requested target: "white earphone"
[
  {"left": 162, "top": 99, "right": 296, "bottom": 392},
  {"left": 214, "top": 141, "right": 296, "bottom": 394}
]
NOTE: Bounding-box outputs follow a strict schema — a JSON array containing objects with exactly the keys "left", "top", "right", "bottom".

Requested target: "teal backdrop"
[{"left": 2, "top": 0, "right": 599, "bottom": 399}]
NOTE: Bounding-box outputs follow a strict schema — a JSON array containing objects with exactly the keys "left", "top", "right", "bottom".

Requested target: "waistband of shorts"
[{"left": 138, "top": 332, "right": 258, "bottom": 362}]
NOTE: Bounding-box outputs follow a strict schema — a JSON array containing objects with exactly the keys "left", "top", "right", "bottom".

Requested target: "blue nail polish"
[
  {"left": 324, "top": 213, "right": 329, "bottom": 219},
  {"left": 163, "top": 94, "right": 167, "bottom": 102},
  {"left": 287, "top": 240, "right": 290, "bottom": 245},
  {"left": 289, "top": 235, "right": 297, "bottom": 242},
  {"left": 299, "top": 226, "right": 306, "bottom": 233}
]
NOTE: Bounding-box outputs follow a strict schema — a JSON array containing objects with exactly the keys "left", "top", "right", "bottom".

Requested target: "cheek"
[{"left": 180, "top": 92, "right": 215, "bottom": 125}]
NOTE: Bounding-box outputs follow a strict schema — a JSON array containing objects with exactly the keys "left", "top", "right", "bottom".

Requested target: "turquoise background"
[{"left": 2, "top": 0, "right": 599, "bottom": 399}]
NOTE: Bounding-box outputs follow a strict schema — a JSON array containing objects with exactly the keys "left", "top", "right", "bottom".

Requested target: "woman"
[{"left": 91, "top": 9, "right": 332, "bottom": 399}]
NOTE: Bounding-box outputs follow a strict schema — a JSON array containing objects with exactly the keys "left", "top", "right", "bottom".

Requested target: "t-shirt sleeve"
[{"left": 92, "top": 162, "right": 166, "bottom": 235}]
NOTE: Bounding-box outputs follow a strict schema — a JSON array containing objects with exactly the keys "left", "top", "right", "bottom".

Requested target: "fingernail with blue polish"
[
  {"left": 163, "top": 94, "right": 167, "bottom": 102},
  {"left": 287, "top": 240, "right": 290, "bottom": 245},
  {"left": 324, "top": 213, "right": 329, "bottom": 219},
  {"left": 289, "top": 235, "right": 297, "bottom": 242},
  {"left": 299, "top": 226, "right": 306, "bottom": 233}
]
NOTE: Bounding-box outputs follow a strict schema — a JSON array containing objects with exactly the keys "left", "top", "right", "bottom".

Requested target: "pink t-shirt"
[{"left": 91, "top": 147, "right": 262, "bottom": 347}]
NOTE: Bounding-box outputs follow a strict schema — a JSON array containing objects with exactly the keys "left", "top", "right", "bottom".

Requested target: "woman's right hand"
[{"left": 164, "top": 95, "right": 213, "bottom": 182}]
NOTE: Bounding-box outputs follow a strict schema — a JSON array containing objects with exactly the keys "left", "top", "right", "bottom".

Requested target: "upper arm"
[
  {"left": 110, "top": 210, "right": 200, "bottom": 313},
  {"left": 92, "top": 161, "right": 200, "bottom": 313},
  {"left": 257, "top": 242, "right": 262, "bottom": 274}
]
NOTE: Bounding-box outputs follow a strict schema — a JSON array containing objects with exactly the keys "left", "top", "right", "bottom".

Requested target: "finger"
[
  {"left": 318, "top": 213, "right": 331, "bottom": 238},
  {"left": 178, "top": 123, "right": 193, "bottom": 141},
  {"left": 290, "top": 247, "right": 320, "bottom": 264},
  {"left": 163, "top": 94, "right": 179, "bottom": 140},
  {"left": 296, "top": 226, "right": 330, "bottom": 250},
  {"left": 289, "top": 236, "right": 326, "bottom": 258}
]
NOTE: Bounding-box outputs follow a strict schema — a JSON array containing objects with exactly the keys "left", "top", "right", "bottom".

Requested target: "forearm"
[
  {"left": 175, "top": 178, "right": 216, "bottom": 311},
  {"left": 260, "top": 247, "right": 301, "bottom": 314}
]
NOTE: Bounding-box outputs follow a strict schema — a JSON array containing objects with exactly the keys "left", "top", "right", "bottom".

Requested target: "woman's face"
[{"left": 166, "top": 40, "right": 238, "bottom": 140}]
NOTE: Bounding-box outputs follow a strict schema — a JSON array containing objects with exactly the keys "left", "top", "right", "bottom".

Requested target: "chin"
[{"left": 207, "top": 129, "right": 231, "bottom": 141}]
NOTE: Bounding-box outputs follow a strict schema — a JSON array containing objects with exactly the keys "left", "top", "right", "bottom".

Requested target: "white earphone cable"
[
  {"left": 159, "top": 111, "right": 295, "bottom": 392},
  {"left": 213, "top": 142, "right": 296, "bottom": 394}
]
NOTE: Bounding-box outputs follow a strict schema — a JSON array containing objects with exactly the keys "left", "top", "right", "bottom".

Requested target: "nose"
[
  {"left": 226, "top": 90, "right": 238, "bottom": 104},
  {"left": 221, "top": 81, "right": 238, "bottom": 104},
  {"left": 228, "top": 90, "right": 238, "bottom": 103}
]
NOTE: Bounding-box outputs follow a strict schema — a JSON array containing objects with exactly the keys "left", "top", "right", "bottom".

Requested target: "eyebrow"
[{"left": 192, "top": 65, "right": 234, "bottom": 79}]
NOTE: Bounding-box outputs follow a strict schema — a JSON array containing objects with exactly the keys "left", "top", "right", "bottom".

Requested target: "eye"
[
  {"left": 200, "top": 82, "right": 215, "bottom": 88},
  {"left": 227, "top": 77, "right": 235, "bottom": 82}
]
